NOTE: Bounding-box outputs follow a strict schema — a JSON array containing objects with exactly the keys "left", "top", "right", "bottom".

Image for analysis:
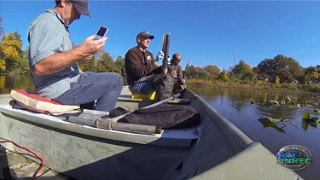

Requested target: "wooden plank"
[
  {"left": 37, "top": 169, "right": 73, "bottom": 180},
  {"left": 6, "top": 150, "right": 74, "bottom": 180},
  {"left": 6, "top": 151, "right": 29, "bottom": 168},
  {"left": 12, "top": 162, "right": 48, "bottom": 179}
]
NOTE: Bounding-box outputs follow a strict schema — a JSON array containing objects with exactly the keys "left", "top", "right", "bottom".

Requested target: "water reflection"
[
  {"left": 262, "top": 103, "right": 295, "bottom": 115},
  {"left": 189, "top": 85, "right": 318, "bottom": 132},
  {"left": 189, "top": 85, "right": 320, "bottom": 180},
  {"left": 257, "top": 118, "right": 287, "bottom": 134},
  {"left": 302, "top": 120, "right": 317, "bottom": 131},
  {"left": 0, "top": 75, "right": 34, "bottom": 94}
]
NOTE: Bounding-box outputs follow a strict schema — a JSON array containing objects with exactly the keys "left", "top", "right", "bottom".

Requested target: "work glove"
[
  {"left": 155, "top": 51, "right": 164, "bottom": 62},
  {"left": 167, "top": 57, "right": 171, "bottom": 63}
]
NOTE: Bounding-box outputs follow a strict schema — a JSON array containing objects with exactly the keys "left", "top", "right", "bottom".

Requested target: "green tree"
[
  {"left": 82, "top": 58, "right": 96, "bottom": 72},
  {"left": 234, "top": 60, "right": 254, "bottom": 80},
  {"left": 203, "top": 65, "right": 220, "bottom": 78},
  {"left": 184, "top": 65, "right": 209, "bottom": 79},
  {"left": 185, "top": 65, "right": 196, "bottom": 79},
  {"left": 71, "top": 42, "right": 98, "bottom": 72},
  {"left": 256, "top": 55, "right": 303, "bottom": 83},
  {"left": 297, "top": 74, "right": 311, "bottom": 84},
  {"left": 195, "top": 66, "right": 210, "bottom": 79},
  {"left": 114, "top": 55, "right": 126, "bottom": 77},
  {"left": 274, "top": 55, "right": 303, "bottom": 79},
  {"left": 256, "top": 58, "right": 274, "bottom": 76},
  {"left": 256, "top": 72, "right": 268, "bottom": 81},
  {"left": 276, "top": 69, "right": 293, "bottom": 83},
  {"left": 304, "top": 66, "right": 318, "bottom": 81},
  {"left": 18, "top": 47, "right": 30, "bottom": 74},
  {"left": 96, "top": 52, "right": 115, "bottom": 72},
  {"left": 218, "top": 70, "right": 229, "bottom": 82}
]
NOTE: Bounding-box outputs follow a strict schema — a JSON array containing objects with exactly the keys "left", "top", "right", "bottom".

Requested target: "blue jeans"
[
  {"left": 129, "top": 76, "right": 155, "bottom": 94},
  {"left": 54, "top": 72, "right": 123, "bottom": 112}
]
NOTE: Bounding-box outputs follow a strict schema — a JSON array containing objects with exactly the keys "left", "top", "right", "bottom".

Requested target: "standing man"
[
  {"left": 125, "top": 31, "right": 174, "bottom": 101},
  {"left": 169, "top": 53, "right": 186, "bottom": 94},
  {"left": 27, "top": 0, "right": 123, "bottom": 112}
]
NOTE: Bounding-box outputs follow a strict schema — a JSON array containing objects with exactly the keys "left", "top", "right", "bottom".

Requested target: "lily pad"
[
  {"left": 250, "top": 99, "right": 255, "bottom": 104},
  {"left": 301, "top": 111, "right": 319, "bottom": 130},
  {"left": 285, "top": 96, "right": 291, "bottom": 101},
  {"left": 269, "top": 100, "right": 279, "bottom": 105},
  {"left": 287, "top": 100, "right": 297, "bottom": 106},
  {"left": 302, "top": 121, "right": 309, "bottom": 131},
  {"left": 302, "top": 111, "right": 319, "bottom": 123},
  {"left": 302, "top": 111, "right": 310, "bottom": 120},
  {"left": 266, "top": 117, "right": 282, "bottom": 123}
]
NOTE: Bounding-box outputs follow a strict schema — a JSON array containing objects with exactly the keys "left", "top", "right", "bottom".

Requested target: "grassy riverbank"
[{"left": 186, "top": 79, "right": 320, "bottom": 94}]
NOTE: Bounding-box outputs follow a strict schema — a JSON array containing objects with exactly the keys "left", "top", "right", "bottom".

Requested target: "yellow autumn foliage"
[
  {"left": 0, "top": 32, "right": 23, "bottom": 60},
  {"left": 245, "top": 64, "right": 253, "bottom": 73},
  {"left": 275, "top": 75, "right": 280, "bottom": 84},
  {"left": 0, "top": 76, "right": 4, "bottom": 88},
  {"left": 79, "top": 63, "right": 85, "bottom": 71},
  {"left": 309, "top": 71, "right": 318, "bottom": 81},
  {"left": 0, "top": 59, "right": 5, "bottom": 72}
]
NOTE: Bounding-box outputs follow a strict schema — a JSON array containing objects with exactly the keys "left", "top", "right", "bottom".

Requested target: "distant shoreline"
[{"left": 187, "top": 80, "right": 320, "bottom": 94}]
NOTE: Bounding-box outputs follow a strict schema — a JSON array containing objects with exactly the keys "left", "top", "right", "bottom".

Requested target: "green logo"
[{"left": 276, "top": 145, "right": 312, "bottom": 170}]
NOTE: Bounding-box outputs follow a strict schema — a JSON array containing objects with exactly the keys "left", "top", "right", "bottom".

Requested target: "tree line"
[{"left": 0, "top": 17, "right": 319, "bottom": 85}]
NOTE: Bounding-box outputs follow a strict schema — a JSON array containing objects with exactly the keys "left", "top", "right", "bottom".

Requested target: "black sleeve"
[
  {"left": 125, "top": 49, "right": 155, "bottom": 77},
  {"left": 151, "top": 66, "right": 163, "bottom": 75},
  {"left": 177, "top": 65, "right": 183, "bottom": 82}
]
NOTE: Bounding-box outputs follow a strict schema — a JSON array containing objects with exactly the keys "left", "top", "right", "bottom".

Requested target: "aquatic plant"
[{"left": 301, "top": 110, "right": 318, "bottom": 131}]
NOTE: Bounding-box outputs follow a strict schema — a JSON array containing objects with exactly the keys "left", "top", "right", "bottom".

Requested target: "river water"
[
  {"left": 2, "top": 75, "right": 319, "bottom": 180},
  {"left": 189, "top": 85, "right": 319, "bottom": 180}
]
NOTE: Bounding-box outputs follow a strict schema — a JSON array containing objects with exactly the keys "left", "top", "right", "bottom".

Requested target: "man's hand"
[
  {"left": 155, "top": 51, "right": 164, "bottom": 62},
  {"left": 79, "top": 55, "right": 93, "bottom": 64},
  {"left": 79, "top": 35, "right": 108, "bottom": 57},
  {"left": 34, "top": 35, "right": 107, "bottom": 76}
]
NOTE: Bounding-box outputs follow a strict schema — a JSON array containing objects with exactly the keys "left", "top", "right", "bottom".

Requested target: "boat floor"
[
  {"left": 2, "top": 149, "right": 75, "bottom": 180},
  {"left": 0, "top": 102, "right": 199, "bottom": 180}
]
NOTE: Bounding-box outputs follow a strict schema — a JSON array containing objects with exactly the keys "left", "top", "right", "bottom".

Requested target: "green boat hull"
[{"left": 0, "top": 86, "right": 302, "bottom": 180}]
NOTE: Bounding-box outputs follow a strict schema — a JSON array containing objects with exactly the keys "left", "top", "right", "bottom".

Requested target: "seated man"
[
  {"left": 125, "top": 31, "right": 174, "bottom": 101},
  {"left": 27, "top": 0, "right": 123, "bottom": 112},
  {"left": 168, "top": 53, "right": 186, "bottom": 94}
]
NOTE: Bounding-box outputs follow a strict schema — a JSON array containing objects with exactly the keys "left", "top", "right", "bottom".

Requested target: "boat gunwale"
[
  {"left": 0, "top": 94, "right": 197, "bottom": 148},
  {"left": 1, "top": 87, "right": 253, "bottom": 151},
  {"left": 186, "top": 88, "right": 254, "bottom": 154}
]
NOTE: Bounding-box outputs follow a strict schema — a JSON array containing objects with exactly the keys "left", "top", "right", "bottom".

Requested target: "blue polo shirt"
[{"left": 27, "top": 8, "right": 82, "bottom": 99}]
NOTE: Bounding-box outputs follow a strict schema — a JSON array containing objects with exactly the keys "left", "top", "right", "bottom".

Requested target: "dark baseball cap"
[
  {"left": 72, "top": 0, "right": 91, "bottom": 17},
  {"left": 136, "top": 31, "right": 154, "bottom": 39},
  {"left": 172, "top": 53, "right": 182, "bottom": 61}
]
